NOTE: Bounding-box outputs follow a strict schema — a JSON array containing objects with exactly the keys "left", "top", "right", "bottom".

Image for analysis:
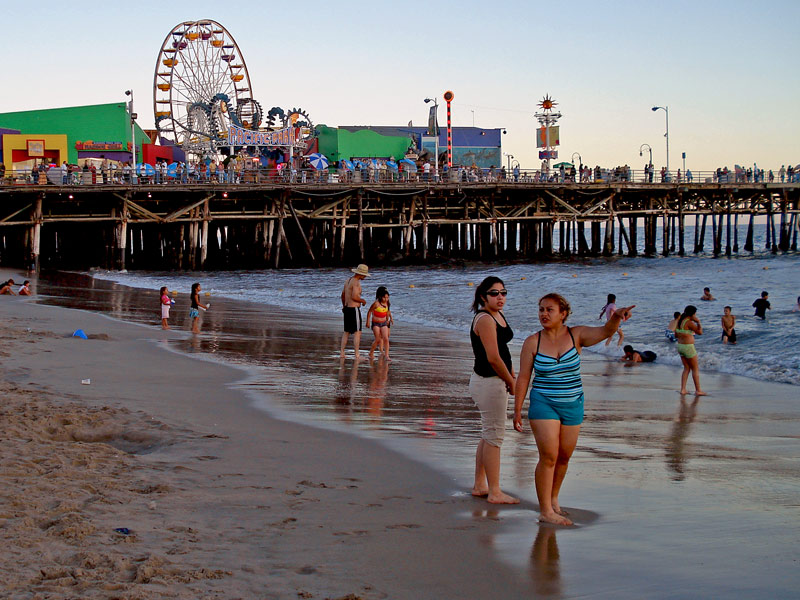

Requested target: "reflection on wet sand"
[
  {"left": 665, "top": 396, "right": 699, "bottom": 481},
  {"left": 530, "top": 526, "right": 562, "bottom": 597},
  {"left": 335, "top": 356, "right": 360, "bottom": 411},
  {"left": 367, "top": 357, "right": 389, "bottom": 417}
]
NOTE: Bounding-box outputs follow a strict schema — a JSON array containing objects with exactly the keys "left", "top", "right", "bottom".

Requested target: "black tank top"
[{"left": 470, "top": 310, "right": 513, "bottom": 377}]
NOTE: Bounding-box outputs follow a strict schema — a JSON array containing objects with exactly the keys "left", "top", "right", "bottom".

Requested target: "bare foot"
[
  {"left": 679, "top": 389, "right": 689, "bottom": 395},
  {"left": 539, "top": 511, "right": 573, "bottom": 526},
  {"left": 694, "top": 390, "right": 708, "bottom": 396},
  {"left": 487, "top": 491, "right": 520, "bottom": 504},
  {"left": 551, "top": 503, "right": 569, "bottom": 516},
  {"left": 471, "top": 487, "right": 489, "bottom": 497},
  {"left": 369, "top": 351, "right": 374, "bottom": 360}
]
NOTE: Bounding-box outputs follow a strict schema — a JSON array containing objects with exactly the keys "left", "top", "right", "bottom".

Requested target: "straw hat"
[{"left": 351, "top": 264, "right": 371, "bottom": 277}]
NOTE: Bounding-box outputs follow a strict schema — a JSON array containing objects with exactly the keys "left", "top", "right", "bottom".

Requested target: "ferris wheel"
[{"left": 153, "top": 20, "right": 261, "bottom": 157}]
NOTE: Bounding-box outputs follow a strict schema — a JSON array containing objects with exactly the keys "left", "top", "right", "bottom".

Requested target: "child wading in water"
[
  {"left": 160, "top": 286, "right": 174, "bottom": 329},
  {"left": 366, "top": 286, "right": 393, "bottom": 361},
  {"left": 189, "top": 282, "right": 209, "bottom": 334},
  {"left": 599, "top": 294, "right": 625, "bottom": 346}
]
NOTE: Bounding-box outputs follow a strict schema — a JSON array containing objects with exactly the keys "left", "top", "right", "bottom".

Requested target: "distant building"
[
  {"left": 318, "top": 125, "right": 503, "bottom": 168},
  {"left": 0, "top": 103, "right": 164, "bottom": 170}
]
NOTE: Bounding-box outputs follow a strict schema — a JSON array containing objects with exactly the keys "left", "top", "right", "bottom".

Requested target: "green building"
[{"left": 0, "top": 103, "right": 150, "bottom": 167}]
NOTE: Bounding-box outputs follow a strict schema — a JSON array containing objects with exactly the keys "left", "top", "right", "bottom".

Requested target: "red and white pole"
[{"left": 444, "top": 90, "right": 454, "bottom": 168}]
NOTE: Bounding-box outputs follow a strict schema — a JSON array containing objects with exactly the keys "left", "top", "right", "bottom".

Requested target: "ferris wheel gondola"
[{"left": 153, "top": 20, "right": 256, "bottom": 157}]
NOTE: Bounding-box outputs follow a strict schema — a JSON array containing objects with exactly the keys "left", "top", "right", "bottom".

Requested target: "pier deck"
[{"left": 1, "top": 181, "right": 797, "bottom": 270}]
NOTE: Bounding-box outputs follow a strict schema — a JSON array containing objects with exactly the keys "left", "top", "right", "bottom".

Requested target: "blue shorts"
[
  {"left": 528, "top": 389, "right": 584, "bottom": 426},
  {"left": 189, "top": 308, "right": 200, "bottom": 319}
]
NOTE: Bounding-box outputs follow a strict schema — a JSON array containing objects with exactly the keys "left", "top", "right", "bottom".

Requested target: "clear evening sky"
[{"left": 3, "top": 0, "right": 797, "bottom": 171}]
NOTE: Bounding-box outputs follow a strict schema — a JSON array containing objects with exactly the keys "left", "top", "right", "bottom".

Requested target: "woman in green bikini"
[{"left": 675, "top": 305, "right": 706, "bottom": 396}]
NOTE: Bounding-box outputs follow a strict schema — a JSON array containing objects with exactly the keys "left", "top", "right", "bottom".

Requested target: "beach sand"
[
  {"left": 0, "top": 273, "right": 534, "bottom": 599},
  {"left": 2, "top": 268, "right": 799, "bottom": 599}
]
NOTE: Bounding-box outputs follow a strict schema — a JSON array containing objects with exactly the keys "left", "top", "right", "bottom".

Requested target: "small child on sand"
[
  {"left": 18, "top": 280, "right": 32, "bottom": 296},
  {"left": 189, "top": 282, "right": 209, "bottom": 334},
  {"left": 160, "top": 286, "right": 174, "bottom": 329},
  {"left": 721, "top": 306, "right": 736, "bottom": 344}
]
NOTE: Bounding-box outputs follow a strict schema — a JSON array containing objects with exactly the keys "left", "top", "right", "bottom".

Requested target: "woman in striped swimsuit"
[{"left": 514, "top": 293, "right": 634, "bottom": 525}]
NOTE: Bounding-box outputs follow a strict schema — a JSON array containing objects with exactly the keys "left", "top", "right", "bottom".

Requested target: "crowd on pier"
[{"left": 1, "top": 157, "right": 797, "bottom": 186}]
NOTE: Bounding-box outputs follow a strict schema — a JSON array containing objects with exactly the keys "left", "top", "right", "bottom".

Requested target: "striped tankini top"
[{"left": 530, "top": 327, "right": 584, "bottom": 403}]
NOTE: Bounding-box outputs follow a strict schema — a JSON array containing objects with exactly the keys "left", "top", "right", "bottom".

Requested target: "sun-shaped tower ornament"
[{"left": 534, "top": 94, "right": 562, "bottom": 172}]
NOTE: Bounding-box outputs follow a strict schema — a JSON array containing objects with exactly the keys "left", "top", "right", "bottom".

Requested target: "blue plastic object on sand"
[{"left": 72, "top": 329, "right": 88, "bottom": 339}]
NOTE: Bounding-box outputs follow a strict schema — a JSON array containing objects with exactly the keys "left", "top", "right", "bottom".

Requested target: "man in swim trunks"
[
  {"left": 340, "top": 264, "right": 369, "bottom": 360},
  {"left": 721, "top": 306, "right": 737, "bottom": 344}
]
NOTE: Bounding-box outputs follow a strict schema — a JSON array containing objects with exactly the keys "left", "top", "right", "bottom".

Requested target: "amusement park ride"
[{"left": 153, "top": 19, "right": 314, "bottom": 159}]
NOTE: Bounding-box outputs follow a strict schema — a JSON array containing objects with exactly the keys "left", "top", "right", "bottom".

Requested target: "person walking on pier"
[
  {"left": 469, "top": 276, "right": 518, "bottom": 505},
  {"left": 514, "top": 293, "right": 634, "bottom": 525},
  {"left": 340, "top": 264, "right": 369, "bottom": 361},
  {"left": 675, "top": 305, "right": 706, "bottom": 396}
]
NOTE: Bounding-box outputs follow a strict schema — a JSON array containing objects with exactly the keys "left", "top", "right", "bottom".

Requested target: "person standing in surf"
[
  {"left": 469, "top": 276, "right": 518, "bottom": 504},
  {"left": 340, "top": 264, "right": 369, "bottom": 360},
  {"left": 514, "top": 293, "right": 634, "bottom": 525},
  {"left": 675, "top": 305, "right": 706, "bottom": 396}
]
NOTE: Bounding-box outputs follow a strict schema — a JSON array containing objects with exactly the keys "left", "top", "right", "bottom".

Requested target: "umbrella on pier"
[
  {"left": 307, "top": 153, "right": 329, "bottom": 170},
  {"left": 399, "top": 158, "right": 417, "bottom": 171},
  {"left": 136, "top": 163, "right": 156, "bottom": 176},
  {"left": 386, "top": 160, "right": 398, "bottom": 170},
  {"left": 552, "top": 161, "right": 573, "bottom": 169},
  {"left": 339, "top": 159, "right": 354, "bottom": 170}
]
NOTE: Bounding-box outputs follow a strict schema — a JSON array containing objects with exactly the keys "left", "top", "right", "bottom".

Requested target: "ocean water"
[{"left": 94, "top": 250, "right": 800, "bottom": 386}]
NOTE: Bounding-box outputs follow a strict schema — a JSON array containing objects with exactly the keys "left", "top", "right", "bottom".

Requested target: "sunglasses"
[{"left": 486, "top": 289, "right": 508, "bottom": 297}]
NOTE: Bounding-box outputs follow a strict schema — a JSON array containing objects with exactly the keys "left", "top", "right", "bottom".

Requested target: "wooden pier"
[{"left": 0, "top": 181, "right": 798, "bottom": 271}]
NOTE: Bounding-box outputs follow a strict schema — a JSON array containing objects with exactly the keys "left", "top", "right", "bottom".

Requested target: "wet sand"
[{"left": 2, "top": 268, "right": 799, "bottom": 598}]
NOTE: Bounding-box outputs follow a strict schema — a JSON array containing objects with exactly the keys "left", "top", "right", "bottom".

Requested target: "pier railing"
[
  {"left": 2, "top": 167, "right": 796, "bottom": 187},
  {"left": 1, "top": 170, "right": 797, "bottom": 272}
]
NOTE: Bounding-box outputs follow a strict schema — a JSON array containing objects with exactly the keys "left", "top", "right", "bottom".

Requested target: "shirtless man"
[
  {"left": 700, "top": 287, "right": 716, "bottom": 301},
  {"left": 721, "top": 306, "right": 737, "bottom": 344},
  {"left": 340, "top": 264, "right": 369, "bottom": 360}
]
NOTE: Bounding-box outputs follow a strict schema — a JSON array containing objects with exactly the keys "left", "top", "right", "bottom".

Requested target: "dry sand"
[{"left": 0, "top": 276, "right": 532, "bottom": 599}]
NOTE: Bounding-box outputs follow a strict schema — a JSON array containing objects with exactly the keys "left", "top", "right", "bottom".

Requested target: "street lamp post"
[
  {"left": 424, "top": 97, "right": 440, "bottom": 181},
  {"left": 639, "top": 143, "right": 652, "bottom": 182},
  {"left": 125, "top": 90, "right": 137, "bottom": 184},
  {"left": 571, "top": 152, "right": 582, "bottom": 181},
  {"left": 651, "top": 106, "right": 669, "bottom": 179},
  {"left": 504, "top": 153, "right": 514, "bottom": 172}
]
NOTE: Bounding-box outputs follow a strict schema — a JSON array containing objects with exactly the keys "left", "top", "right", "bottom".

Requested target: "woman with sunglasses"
[
  {"left": 513, "top": 293, "right": 634, "bottom": 525},
  {"left": 468, "top": 276, "right": 518, "bottom": 504}
]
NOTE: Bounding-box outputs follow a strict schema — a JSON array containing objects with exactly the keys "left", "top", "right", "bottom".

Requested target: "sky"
[{"left": 2, "top": 0, "right": 798, "bottom": 172}]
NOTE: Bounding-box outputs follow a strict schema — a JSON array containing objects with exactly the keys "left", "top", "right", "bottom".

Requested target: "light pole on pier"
[
  {"left": 651, "top": 106, "right": 669, "bottom": 178},
  {"left": 504, "top": 153, "right": 514, "bottom": 172},
  {"left": 424, "top": 96, "right": 440, "bottom": 180},
  {"left": 639, "top": 143, "right": 653, "bottom": 181},
  {"left": 125, "top": 90, "right": 138, "bottom": 184},
  {"left": 571, "top": 152, "right": 582, "bottom": 180}
]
